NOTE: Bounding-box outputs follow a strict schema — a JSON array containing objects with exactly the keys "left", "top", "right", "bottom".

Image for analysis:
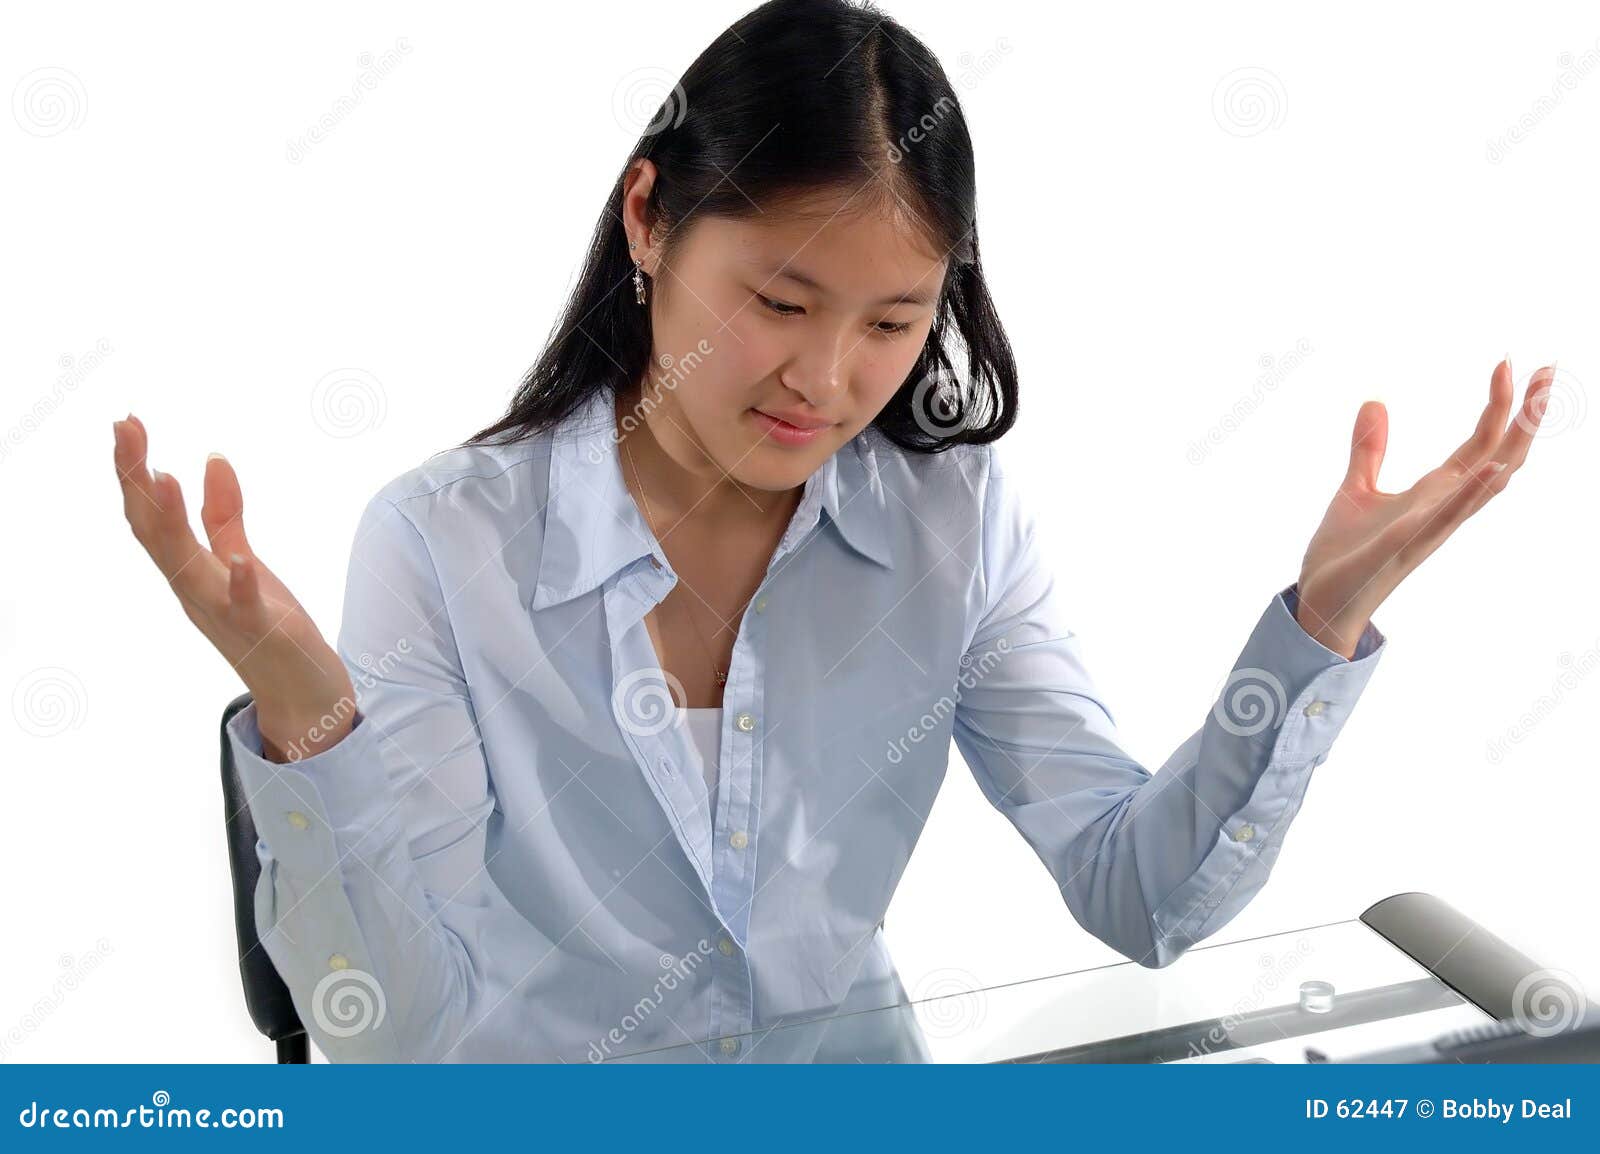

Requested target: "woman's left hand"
[{"left": 1293, "top": 357, "right": 1556, "bottom": 659}]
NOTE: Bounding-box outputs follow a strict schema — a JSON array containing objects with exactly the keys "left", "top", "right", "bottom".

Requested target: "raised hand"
[
  {"left": 112, "top": 414, "right": 356, "bottom": 760},
  {"left": 1293, "top": 358, "right": 1555, "bottom": 659}
]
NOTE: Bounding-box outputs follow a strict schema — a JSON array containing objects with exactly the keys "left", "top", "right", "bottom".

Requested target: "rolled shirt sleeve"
[
  {"left": 225, "top": 488, "right": 555, "bottom": 1062},
  {"left": 952, "top": 446, "right": 1386, "bottom": 969}
]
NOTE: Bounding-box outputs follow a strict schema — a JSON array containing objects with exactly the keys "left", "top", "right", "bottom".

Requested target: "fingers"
[
  {"left": 1495, "top": 363, "right": 1557, "bottom": 472},
  {"left": 112, "top": 413, "right": 160, "bottom": 519},
  {"left": 1344, "top": 400, "right": 1388, "bottom": 491},
  {"left": 201, "top": 452, "right": 253, "bottom": 561},
  {"left": 1441, "top": 356, "right": 1515, "bottom": 471},
  {"left": 225, "top": 550, "right": 272, "bottom": 635},
  {"left": 1359, "top": 362, "right": 1552, "bottom": 584},
  {"left": 112, "top": 415, "right": 227, "bottom": 606}
]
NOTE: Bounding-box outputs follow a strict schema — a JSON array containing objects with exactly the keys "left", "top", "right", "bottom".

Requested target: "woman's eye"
[
  {"left": 757, "top": 294, "right": 803, "bottom": 316},
  {"left": 756, "top": 292, "right": 912, "bottom": 338}
]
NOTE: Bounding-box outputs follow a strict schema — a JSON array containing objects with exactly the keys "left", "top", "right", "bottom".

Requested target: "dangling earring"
[{"left": 630, "top": 240, "right": 646, "bottom": 305}]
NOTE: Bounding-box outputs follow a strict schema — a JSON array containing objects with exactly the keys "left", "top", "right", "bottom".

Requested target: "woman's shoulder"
[
  {"left": 357, "top": 426, "right": 560, "bottom": 545},
  {"left": 858, "top": 427, "right": 999, "bottom": 511}
]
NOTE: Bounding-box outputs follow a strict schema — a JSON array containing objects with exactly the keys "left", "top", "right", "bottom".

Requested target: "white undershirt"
[{"left": 680, "top": 707, "right": 722, "bottom": 823}]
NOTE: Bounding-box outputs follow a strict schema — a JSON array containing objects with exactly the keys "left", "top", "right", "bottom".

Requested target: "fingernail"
[
  {"left": 229, "top": 552, "right": 245, "bottom": 565},
  {"left": 207, "top": 452, "right": 225, "bottom": 463}
]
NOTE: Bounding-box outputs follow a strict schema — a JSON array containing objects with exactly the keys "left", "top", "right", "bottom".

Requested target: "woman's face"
[{"left": 628, "top": 181, "right": 949, "bottom": 493}]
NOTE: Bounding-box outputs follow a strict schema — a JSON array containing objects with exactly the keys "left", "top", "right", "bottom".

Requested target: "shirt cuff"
[
  {"left": 1146, "top": 585, "right": 1388, "bottom": 959},
  {"left": 227, "top": 700, "right": 400, "bottom": 879},
  {"left": 1279, "top": 582, "right": 1384, "bottom": 663}
]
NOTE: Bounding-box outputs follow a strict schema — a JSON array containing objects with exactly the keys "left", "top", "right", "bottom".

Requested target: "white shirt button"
[
  {"left": 735, "top": 712, "right": 755, "bottom": 733},
  {"left": 1304, "top": 700, "right": 1327, "bottom": 717},
  {"left": 1233, "top": 823, "right": 1255, "bottom": 843},
  {"left": 754, "top": 596, "right": 768, "bottom": 613},
  {"left": 328, "top": 953, "right": 349, "bottom": 970},
  {"left": 717, "top": 936, "right": 735, "bottom": 956},
  {"left": 285, "top": 811, "right": 310, "bottom": 831},
  {"left": 730, "top": 830, "right": 748, "bottom": 850},
  {"left": 719, "top": 1036, "right": 740, "bottom": 1055},
  {"left": 1203, "top": 898, "right": 1222, "bottom": 909}
]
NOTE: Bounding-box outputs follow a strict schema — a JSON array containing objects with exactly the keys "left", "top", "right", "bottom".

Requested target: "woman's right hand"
[{"left": 112, "top": 414, "right": 357, "bottom": 762}]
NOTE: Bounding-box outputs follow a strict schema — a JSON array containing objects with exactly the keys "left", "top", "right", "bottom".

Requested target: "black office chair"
[{"left": 219, "top": 691, "right": 311, "bottom": 1063}]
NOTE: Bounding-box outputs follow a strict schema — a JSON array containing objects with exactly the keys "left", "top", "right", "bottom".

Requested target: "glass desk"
[{"left": 603, "top": 892, "right": 1591, "bottom": 1063}]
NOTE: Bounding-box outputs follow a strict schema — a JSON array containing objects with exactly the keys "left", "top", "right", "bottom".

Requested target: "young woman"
[{"left": 112, "top": 0, "right": 1551, "bottom": 1063}]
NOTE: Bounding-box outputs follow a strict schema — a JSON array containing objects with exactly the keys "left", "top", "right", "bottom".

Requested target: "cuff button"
[{"left": 285, "top": 811, "right": 310, "bottom": 830}]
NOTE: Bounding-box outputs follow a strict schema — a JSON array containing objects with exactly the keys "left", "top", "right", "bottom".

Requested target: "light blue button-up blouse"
[{"left": 226, "top": 388, "right": 1386, "bottom": 1063}]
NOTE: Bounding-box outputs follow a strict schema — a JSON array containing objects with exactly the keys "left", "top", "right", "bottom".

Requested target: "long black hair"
[{"left": 462, "top": 0, "right": 1017, "bottom": 454}]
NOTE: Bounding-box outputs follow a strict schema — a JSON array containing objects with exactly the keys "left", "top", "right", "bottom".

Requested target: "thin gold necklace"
[{"left": 622, "top": 433, "right": 729, "bottom": 689}]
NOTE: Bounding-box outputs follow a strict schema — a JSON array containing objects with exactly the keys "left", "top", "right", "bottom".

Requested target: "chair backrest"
[{"left": 219, "top": 692, "right": 309, "bottom": 1062}]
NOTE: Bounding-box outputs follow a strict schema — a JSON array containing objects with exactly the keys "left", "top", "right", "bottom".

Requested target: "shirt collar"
[{"left": 531, "top": 391, "right": 894, "bottom": 610}]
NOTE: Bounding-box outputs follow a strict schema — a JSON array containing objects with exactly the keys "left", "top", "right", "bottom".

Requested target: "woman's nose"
[{"left": 780, "top": 333, "right": 847, "bottom": 404}]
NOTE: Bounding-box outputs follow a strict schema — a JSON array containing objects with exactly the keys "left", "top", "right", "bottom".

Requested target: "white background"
[{"left": 3, "top": 0, "right": 1596, "bottom": 1062}]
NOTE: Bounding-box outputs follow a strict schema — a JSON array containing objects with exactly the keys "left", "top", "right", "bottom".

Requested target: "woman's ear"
[{"left": 621, "top": 158, "right": 663, "bottom": 271}]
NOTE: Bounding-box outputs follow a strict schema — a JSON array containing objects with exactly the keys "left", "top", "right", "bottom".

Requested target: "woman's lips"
[{"left": 749, "top": 409, "right": 835, "bottom": 446}]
